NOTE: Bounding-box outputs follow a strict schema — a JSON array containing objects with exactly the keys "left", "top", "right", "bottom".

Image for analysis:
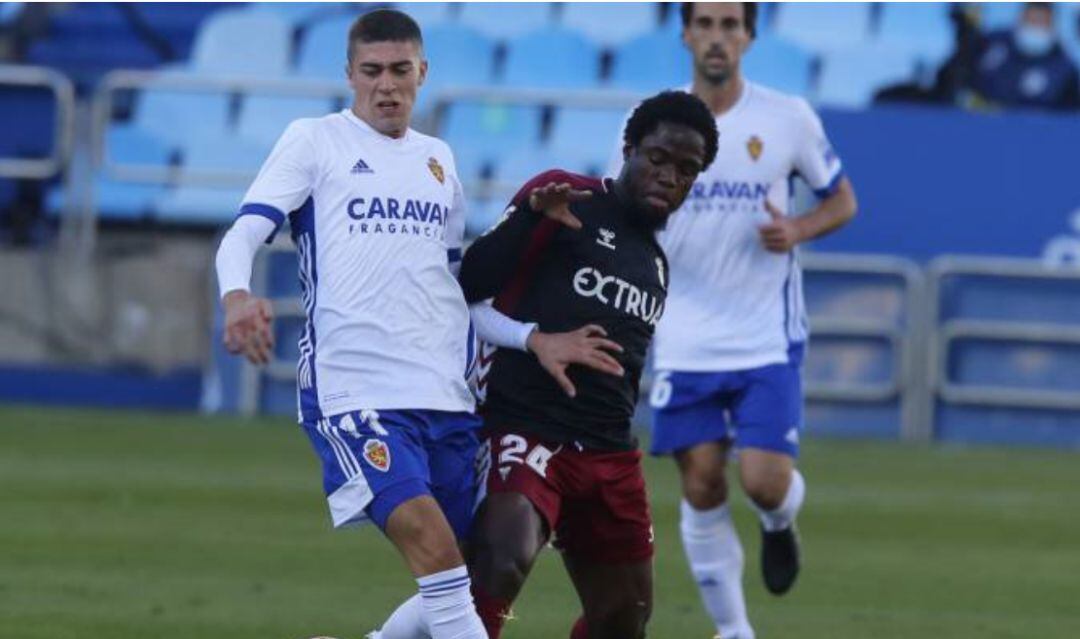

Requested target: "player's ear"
[{"left": 418, "top": 58, "right": 428, "bottom": 87}]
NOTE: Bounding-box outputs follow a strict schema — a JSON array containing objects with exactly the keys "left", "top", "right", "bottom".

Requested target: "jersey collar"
[{"left": 341, "top": 108, "right": 414, "bottom": 145}]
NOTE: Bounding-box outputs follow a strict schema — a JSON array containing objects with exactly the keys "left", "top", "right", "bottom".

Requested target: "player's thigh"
[
  {"left": 470, "top": 430, "right": 563, "bottom": 591},
  {"left": 557, "top": 450, "right": 654, "bottom": 567},
  {"left": 562, "top": 554, "right": 652, "bottom": 639},
  {"left": 648, "top": 370, "right": 733, "bottom": 457},
  {"left": 424, "top": 413, "right": 483, "bottom": 542},
  {"left": 469, "top": 492, "right": 548, "bottom": 594}
]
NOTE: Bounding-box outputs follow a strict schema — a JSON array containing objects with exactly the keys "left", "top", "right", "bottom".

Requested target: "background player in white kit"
[
  {"left": 610, "top": 4, "right": 858, "bottom": 638},
  {"left": 214, "top": 10, "right": 487, "bottom": 639}
]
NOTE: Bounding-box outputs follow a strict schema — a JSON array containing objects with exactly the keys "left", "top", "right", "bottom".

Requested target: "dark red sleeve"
[{"left": 459, "top": 170, "right": 602, "bottom": 311}]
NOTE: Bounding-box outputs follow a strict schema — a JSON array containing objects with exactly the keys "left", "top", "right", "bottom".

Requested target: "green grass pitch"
[{"left": 1, "top": 405, "right": 1077, "bottom": 639}]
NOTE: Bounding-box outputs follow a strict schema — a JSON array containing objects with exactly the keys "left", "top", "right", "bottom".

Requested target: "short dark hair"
[
  {"left": 347, "top": 9, "right": 423, "bottom": 63},
  {"left": 623, "top": 91, "right": 719, "bottom": 170},
  {"left": 681, "top": 2, "right": 758, "bottom": 38}
]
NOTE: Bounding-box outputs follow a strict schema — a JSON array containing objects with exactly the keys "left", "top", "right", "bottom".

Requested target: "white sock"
[
  {"left": 374, "top": 593, "right": 429, "bottom": 639},
  {"left": 753, "top": 469, "right": 805, "bottom": 533},
  {"left": 417, "top": 566, "right": 487, "bottom": 639},
  {"left": 680, "top": 500, "right": 755, "bottom": 639}
]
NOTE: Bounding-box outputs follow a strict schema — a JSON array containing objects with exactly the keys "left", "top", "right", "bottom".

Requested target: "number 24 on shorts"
[{"left": 498, "top": 434, "right": 555, "bottom": 478}]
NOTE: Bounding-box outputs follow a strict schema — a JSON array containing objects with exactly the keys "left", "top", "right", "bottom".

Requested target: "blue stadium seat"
[
  {"left": 948, "top": 339, "right": 1080, "bottom": 392},
  {"left": 803, "top": 272, "right": 910, "bottom": 328},
  {"left": 296, "top": 14, "right": 353, "bottom": 80},
  {"left": 449, "top": 139, "right": 497, "bottom": 186},
  {"left": 979, "top": 2, "right": 1022, "bottom": 30},
  {"left": 459, "top": 3, "right": 555, "bottom": 40},
  {"left": 236, "top": 95, "right": 335, "bottom": 148},
  {"left": 416, "top": 24, "right": 497, "bottom": 115},
  {"left": 27, "top": 32, "right": 162, "bottom": 90},
  {"left": 396, "top": 2, "right": 457, "bottom": 30},
  {"left": 0, "top": 4, "right": 25, "bottom": 25},
  {"left": 44, "top": 173, "right": 170, "bottom": 221},
  {"left": 134, "top": 2, "right": 237, "bottom": 60},
  {"left": 105, "top": 125, "right": 175, "bottom": 166},
  {"left": 878, "top": 3, "right": 953, "bottom": 61},
  {"left": 440, "top": 102, "right": 543, "bottom": 157},
  {"left": 609, "top": 31, "right": 690, "bottom": 92},
  {"left": 804, "top": 335, "right": 894, "bottom": 386},
  {"left": 464, "top": 197, "right": 508, "bottom": 238},
  {"left": 548, "top": 107, "right": 626, "bottom": 176},
  {"left": 937, "top": 275, "right": 1080, "bottom": 325},
  {"left": 190, "top": 8, "right": 291, "bottom": 75},
  {"left": 816, "top": 46, "right": 918, "bottom": 108},
  {"left": 742, "top": 36, "right": 814, "bottom": 96},
  {"left": 153, "top": 137, "right": 265, "bottom": 224},
  {"left": 773, "top": 2, "right": 872, "bottom": 51},
  {"left": 0, "top": 86, "right": 58, "bottom": 161},
  {"left": 153, "top": 183, "right": 248, "bottom": 224},
  {"left": 248, "top": 2, "right": 343, "bottom": 27},
  {"left": 502, "top": 28, "right": 601, "bottom": 89},
  {"left": 129, "top": 70, "right": 232, "bottom": 148},
  {"left": 491, "top": 146, "right": 565, "bottom": 184},
  {"left": 559, "top": 2, "right": 659, "bottom": 49}
]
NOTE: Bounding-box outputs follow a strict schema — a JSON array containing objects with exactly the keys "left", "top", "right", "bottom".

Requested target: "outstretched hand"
[
  {"left": 758, "top": 199, "right": 803, "bottom": 253},
  {"left": 223, "top": 290, "right": 275, "bottom": 366},
  {"left": 526, "top": 324, "right": 624, "bottom": 398},
  {"left": 528, "top": 182, "right": 593, "bottom": 230}
]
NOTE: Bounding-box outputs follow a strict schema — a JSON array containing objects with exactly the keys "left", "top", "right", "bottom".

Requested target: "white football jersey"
[
  {"left": 610, "top": 83, "right": 843, "bottom": 371},
  {"left": 241, "top": 110, "right": 475, "bottom": 421}
]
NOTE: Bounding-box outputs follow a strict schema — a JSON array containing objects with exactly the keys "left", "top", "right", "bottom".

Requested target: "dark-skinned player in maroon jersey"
[{"left": 459, "top": 91, "right": 719, "bottom": 639}]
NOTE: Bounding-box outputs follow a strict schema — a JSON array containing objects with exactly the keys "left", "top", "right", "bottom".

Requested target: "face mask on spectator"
[{"left": 1014, "top": 25, "right": 1055, "bottom": 56}]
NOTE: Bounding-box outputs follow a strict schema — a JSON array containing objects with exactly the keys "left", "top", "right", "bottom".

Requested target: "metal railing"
[
  {"left": 927, "top": 256, "right": 1080, "bottom": 419},
  {"left": 801, "top": 252, "right": 927, "bottom": 440},
  {"left": 0, "top": 64, "right": 75, "bottom": 180}
]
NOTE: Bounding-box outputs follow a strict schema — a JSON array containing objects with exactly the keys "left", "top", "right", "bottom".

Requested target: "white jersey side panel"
[
  {"left": 610, "top": 83, "right": 843, "bottom": 372},
  {"left": 242, "top": 111, "right": 475, "bottom": 420}
]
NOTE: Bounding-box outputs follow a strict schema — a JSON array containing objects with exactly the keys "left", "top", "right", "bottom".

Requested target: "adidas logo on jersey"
[{"left": 350, "top": 158, "right": 373, "bottom": 174}]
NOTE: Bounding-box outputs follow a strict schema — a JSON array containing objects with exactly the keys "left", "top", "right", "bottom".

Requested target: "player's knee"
[
  {"left": 586, "top": 597, "right": 651, "bottom": 639},
  {"left": 681, "top": 468, "right": 728, "bottom": 509},
  {"left": 470, "top": 536, "right": 531, "bottom": 597},
  {"left": 388, "top": 509, "right": 464, "bottom": 573},
  {"left": 742, "top": 474, "right": 788, "bottom": 510}
]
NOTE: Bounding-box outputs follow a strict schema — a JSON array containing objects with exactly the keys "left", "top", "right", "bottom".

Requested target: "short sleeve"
[
  {"left": 791, "top": 99, "right": 844, "bottom": 199},
  {"left": 239, "top": 119, "right": 318, "bottom": 242}
]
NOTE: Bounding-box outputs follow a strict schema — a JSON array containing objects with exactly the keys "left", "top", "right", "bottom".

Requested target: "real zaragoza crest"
[
  {"left": 747, "top": 135, "right": 763, "bottom": 162},
  {"left": 427, "top": 157, "right": 445, "bottom": 184}
]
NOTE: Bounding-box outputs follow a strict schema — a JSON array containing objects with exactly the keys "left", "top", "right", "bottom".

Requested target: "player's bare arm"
[
  {"left": 759, "top": 177, "right": 858, "bottom": 253},
  {"left": 222, "top": 289, "right": 275, "bottom": 366}
]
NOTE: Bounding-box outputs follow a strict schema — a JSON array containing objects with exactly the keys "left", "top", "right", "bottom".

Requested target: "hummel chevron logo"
[{"left": 351, "top": 158, "right": 373, "bottom": 174}]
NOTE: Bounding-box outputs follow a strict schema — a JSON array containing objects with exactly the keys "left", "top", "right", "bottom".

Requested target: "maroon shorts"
[{"left": 479, "top": 428, "right": 654, "bottom": 564}]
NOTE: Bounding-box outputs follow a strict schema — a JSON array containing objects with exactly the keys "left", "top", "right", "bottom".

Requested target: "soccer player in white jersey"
[
  {"left": 609, "top": 4, "right": 858, "bottom": 638},
  {"left": 214, "top": 10, "right": 488, "bottom": 638}
]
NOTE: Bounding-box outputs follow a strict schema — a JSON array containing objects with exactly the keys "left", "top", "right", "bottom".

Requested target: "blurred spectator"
[
  {"left": 969, "top": 2, "right": 1079, "bottom": 110},
  {"left": 878, "top": 3, "right": 1079, "bottom": 112}
]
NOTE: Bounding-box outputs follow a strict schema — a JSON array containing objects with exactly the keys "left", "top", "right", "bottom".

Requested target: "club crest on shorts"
[
  {"left": 747, "top": 135, "right": 763, "bottom": 161},
  {"left": 363, "top": 439, "right": 391, "bottom": 472},
  {"left": 427, "top": 157, "right": 445, "bottom": 184}
]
